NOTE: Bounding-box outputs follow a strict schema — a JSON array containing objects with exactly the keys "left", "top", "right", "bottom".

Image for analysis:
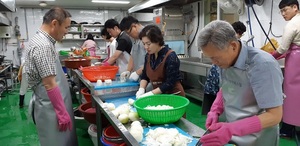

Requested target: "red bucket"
[
  {"left": 103, "top": 125, "right": 123, "bottom": 144},
  {"left": 101, "top": 136, "right": 126, "bottom": 146},
  {"left": 81, "top": 87, "right": 91, "bottom": 102},
  {"left": 78, "top": 102, "right": 109, "bottom": 126}
]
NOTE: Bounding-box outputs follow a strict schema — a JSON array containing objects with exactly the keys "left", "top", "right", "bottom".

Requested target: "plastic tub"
[
  {"left": 81, "top": 87, "right": 91, "bottom": 102},
  {"left": 74, "top": 108, "right": 90, "bottom": 130},
  {"left": 63, "top": 58, "right": 91, "bottom": 69},
  {"left": 100, "top": 136, "right": 126, "bottom": 146},
  {"left": 81, "top": 66, "right": 119, "bottom": 82},
  {"left": 88, "top": 124, "right": 97, "bottom": 146},
  {"left": 78, "top": 102, "right": 109, "bottom": 126},
  {"left": 102, "top": 125, "right": 123, "bottom": 144}
]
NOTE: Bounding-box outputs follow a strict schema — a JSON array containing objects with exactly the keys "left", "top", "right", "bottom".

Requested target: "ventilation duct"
[{"left": 128, "top": 0, "right": 199, "bottom": 13}]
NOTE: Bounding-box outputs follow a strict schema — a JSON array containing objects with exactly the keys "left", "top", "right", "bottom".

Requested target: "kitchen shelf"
[
  {"left": 62, "top": 38, "right": 104, "bottom": 41},
  {"left": 68, "top": 31, "right": 81, "bottom": 34},
  {"left": 64, "top": 24, "right": 104, "bottom": 42},
  {"left": 82, "top": 24, "right": 103, "bottom": 27},
  {"left": 84, "top": 31, "right": 100, "bottom": 34}
]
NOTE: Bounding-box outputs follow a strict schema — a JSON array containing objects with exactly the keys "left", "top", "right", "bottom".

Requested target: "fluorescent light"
[
  {"left": 39, "top": 2, "right": 47, "bottom": 7},
  {"left": 91, "top": 0, "right": 130, "bottom": 4}
]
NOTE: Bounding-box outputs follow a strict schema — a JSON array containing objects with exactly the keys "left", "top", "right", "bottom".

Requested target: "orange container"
[
  {"left": 81, "top": 88, "right": 91, "bottom": 102},
  {"left": 81, "top": 66, "right": 119, "bottom": 82}
]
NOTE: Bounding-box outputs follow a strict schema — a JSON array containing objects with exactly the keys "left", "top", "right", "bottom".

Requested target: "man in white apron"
[
  {"left": 198, "top": 20, "right": 283, "bottom": 146},
  {"left": 25, "top": 7, "right": 78, "bottom": 146},
  {"left": 271, "top": 0, "right": 300, "bottom": 138},
  {"left": 119, "top": 16, "right": 147, "bottom": 81},
  {"left": 103, "top": 19, "right": 133, "bottom": 74}
]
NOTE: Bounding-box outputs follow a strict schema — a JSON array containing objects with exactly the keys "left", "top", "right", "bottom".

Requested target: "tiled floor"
[{"left": 0, "top": 88, "right": 297, "bottom": 146}]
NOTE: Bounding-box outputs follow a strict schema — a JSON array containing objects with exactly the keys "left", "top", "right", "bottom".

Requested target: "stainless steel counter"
[
  {"left": 72, "top": 69, "right": 205, "bottom": 146},
  {"left": 179, "top": 57, "right": 212, "bottom": 77}
]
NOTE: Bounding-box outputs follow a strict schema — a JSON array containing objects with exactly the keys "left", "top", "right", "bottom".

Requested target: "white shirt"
[
  {"left": 109, "top": 39, "right": 117, "bottom": 58},
  {"left": 277, "top": 13, "right": 300, "bottom": 54}
]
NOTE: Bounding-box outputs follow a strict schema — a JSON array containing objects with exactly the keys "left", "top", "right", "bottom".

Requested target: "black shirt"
[{"left": 116, "top": 31, "right": 132, "bottom": 54}]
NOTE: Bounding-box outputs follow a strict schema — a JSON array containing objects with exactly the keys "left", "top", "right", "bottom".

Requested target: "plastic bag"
[{"left": 261, "top": 38, "right": 279, "bottom": 53}]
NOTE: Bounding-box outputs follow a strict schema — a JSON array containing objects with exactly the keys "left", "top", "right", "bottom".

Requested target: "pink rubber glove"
[
  {"left": 47, "top": 86, "right": 72, "bottom": 131},
  {"left": 200, "top": 116, "right": 262, "bottom": 146},
  {"left": 205, "top": 89, "right": 224, "bottom": 129},
  {"left": 277, "top": 53, "right": 286, "bottom": 60},
  {"left": 102, "top": 61, "right": 110, "bottom": 66},
  {"left": 271, "top": 51, "right": 283, "bottom": 60}
]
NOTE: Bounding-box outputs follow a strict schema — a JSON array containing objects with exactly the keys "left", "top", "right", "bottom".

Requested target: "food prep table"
[{"left": 71, "top": 69, "right": 205, "bottom": 146}]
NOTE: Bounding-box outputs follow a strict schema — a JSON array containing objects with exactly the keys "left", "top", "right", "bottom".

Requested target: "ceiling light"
[
  {"left": 91, "top": 0, "right": 130, "bottom": 4},
  {"left": 39, "top": 1, "right": 47, "bottom": 7}
]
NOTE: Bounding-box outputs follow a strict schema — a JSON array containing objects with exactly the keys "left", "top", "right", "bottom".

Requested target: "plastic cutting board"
[
  {"left": 105, "top": 96, "right": 235, "bottom": 146},
  {"left": 93, "top": 81, "right": 139, "bottom": 90}
]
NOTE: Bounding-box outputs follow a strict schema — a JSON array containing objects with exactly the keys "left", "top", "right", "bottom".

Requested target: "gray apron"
[
  {"left": 221, "top": 63, "right": 279, "bottom": 146},
  {"left": 131, "top": 39, "right": 146, "bottom": 71},
  {"left": 29, "top": 58, "right": 78, "bottom": 146}
]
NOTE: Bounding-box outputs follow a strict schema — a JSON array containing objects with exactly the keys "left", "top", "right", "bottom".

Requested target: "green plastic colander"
[{"left": 134, "top": 94, "right": 190, "bottom": 124}]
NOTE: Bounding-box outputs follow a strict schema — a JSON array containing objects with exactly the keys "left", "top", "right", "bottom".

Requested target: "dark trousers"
[
  {"left": 280, "top": 122, "right": 295, "bottom": 137},
  {"left": 201, "top": 93, "right": 217, "bottom": 115}
]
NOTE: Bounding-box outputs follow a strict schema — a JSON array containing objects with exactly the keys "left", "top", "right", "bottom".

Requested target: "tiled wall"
[{"left": 3, "top": 7, "right": 126, "bottom": 66}]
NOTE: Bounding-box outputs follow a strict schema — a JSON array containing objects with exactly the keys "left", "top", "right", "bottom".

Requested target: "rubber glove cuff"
[
  {"left": 206, "top": 89, "right": 224, "bottom": 129},
  {"left": 271, "top": 51, "right": 282, "bottom": 60},
  {"left": 201, "top": 116, "right": 262, "bottom": 145},
  {"left": 102, "top": 61, "right": 110, "bottom": 66}
]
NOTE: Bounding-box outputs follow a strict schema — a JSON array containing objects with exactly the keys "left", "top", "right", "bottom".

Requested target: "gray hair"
[{"left": 198, "top": 20, "right": 238, "bottom": 50}]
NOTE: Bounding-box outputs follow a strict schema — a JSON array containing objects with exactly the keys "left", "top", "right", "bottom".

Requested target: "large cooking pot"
[{"left": 63, "top": 58, "right": 91, "bottom": 69}]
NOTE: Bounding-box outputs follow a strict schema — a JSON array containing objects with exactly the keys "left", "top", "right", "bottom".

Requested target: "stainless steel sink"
[
  {"left": 179, "top": 57, "right": 212, "bottom": 76},
  {"left": 180, "top": 57, "right": 212, "bottom": 64}
]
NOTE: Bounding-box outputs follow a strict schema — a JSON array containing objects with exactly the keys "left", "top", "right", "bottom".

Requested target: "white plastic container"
[{"left": 88, "top": 124, "right": 97, "bottom": 146}]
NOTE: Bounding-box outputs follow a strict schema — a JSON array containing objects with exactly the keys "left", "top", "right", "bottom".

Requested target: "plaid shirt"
[{"left": 25, "top": 29, "right": 57, "bottom": 88}]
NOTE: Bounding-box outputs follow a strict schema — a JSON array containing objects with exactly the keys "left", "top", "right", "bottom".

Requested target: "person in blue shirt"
[
  {"left": 199, "top": 20, "right": 283, "bottom": 146},
  {"left": 202, "top": 65, "right": 220, "bottom": 115}
]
